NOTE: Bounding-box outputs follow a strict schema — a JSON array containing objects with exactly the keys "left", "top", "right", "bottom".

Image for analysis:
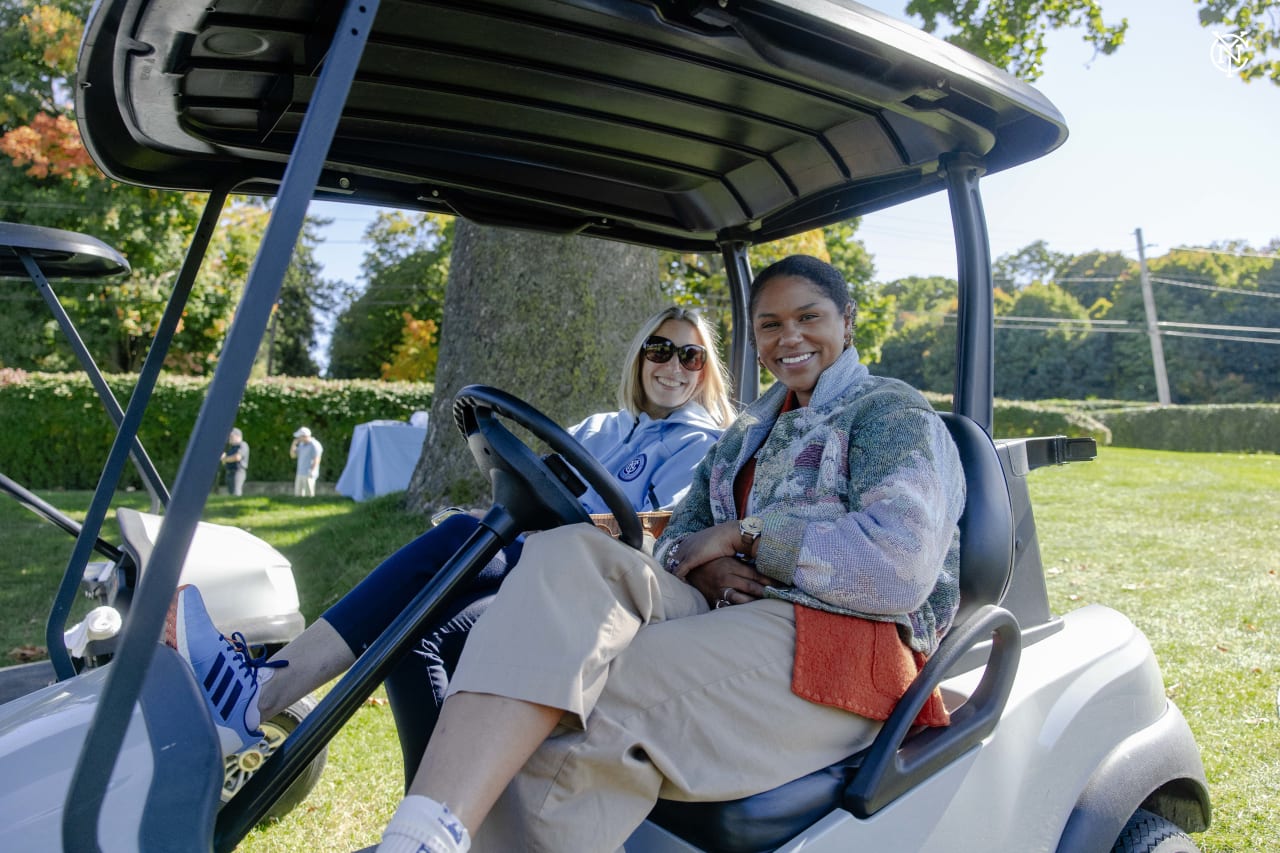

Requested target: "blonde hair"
[{"left": 617, "top": 306, "right": 735, "bottom": 427}]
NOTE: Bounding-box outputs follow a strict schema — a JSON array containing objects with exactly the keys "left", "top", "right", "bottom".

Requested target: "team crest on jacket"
[{"left": 618, "top": 453, "right": 647, "bottom": 482}]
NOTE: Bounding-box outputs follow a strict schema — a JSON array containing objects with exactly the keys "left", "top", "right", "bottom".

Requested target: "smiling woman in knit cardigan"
[{"left": 376, "top": 254, "right": 967, "bottom": 853}]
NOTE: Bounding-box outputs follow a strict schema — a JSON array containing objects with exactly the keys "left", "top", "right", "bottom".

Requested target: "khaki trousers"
[{"left": 446, "top": 524, "right": 881, "bottom": 852}]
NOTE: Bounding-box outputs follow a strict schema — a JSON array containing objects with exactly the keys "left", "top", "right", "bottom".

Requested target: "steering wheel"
[{"left": 452, "top": 385, "right": 644, "bottom": 550}]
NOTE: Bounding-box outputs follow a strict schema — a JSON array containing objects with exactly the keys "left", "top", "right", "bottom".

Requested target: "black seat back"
[{"left": 940, "top": 412, "right": 1014, "bottom": 624}]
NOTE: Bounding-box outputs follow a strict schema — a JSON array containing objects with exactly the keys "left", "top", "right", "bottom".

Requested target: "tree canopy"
[
  {"left": 327, "top": 212, "right": 453, "bottom": 380},
  {"left": 261, "top": 218, "right": 337, "bottom": 378},
  {"left": 0, "top": 0, "right": 288, "bottom": 376},
  {"left": 1196, "top": 0, "right": 1280, "bottom": 83},
  {"left": 904, "top": 0, "right": 1280, "bottom": 85},
  {"left": 906, "top": 0, "right": 1127, "bottom": 81},
  {"left": 875, "top": 239, "right": 1280, "bottom": 403}
]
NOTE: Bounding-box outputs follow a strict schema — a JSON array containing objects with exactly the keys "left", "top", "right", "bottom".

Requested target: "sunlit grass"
[
  {"left": 238, "top": 686, "right": 402, "bottom": 853},
  {"left": 1032, "top": 448, "right": 1280, "bottom": 853}
]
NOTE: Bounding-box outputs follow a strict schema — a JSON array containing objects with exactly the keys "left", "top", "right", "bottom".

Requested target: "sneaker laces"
[{"left": 226, "top": 631, "right": 289, "bottom": 683}]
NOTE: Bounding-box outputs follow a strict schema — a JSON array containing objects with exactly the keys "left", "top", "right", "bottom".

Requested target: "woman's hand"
[
  {"left": 684, "top": 557, "right": 774, "bottom": 608},
  {"left": 668, "top": 520, "right": 744, "bottom": 580}
]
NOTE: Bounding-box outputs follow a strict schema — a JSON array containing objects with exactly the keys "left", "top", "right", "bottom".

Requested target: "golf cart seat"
[{"left": 647, "top": 411, "right": 1018, "bottom": 852}]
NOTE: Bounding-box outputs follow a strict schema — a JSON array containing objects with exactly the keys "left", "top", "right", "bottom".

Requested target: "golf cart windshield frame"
[
  {"left": 63, "top": 1, "right": 1060, "bottom": 848},
  {"left": 0, "top": 222, "right": 181, "bottom": 681}
]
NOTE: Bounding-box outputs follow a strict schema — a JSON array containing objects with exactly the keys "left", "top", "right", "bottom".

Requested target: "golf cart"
[
  {"left": 0, "top": 225, "right": 324, "bottom": 812},
  {"left": 0, "top": 0, "right": 1210, "bottom": 851}
]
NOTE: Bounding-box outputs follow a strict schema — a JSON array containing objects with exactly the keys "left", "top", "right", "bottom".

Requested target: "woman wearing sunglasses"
[
  {"left": 571, "top": 306, "right": 734, "bottom": 516},
  {"left": 366, "top": 255, "right": 965, "bottom": 853},
  {"left": 165, "top": 306, "right": 735, "bottom": 773}
]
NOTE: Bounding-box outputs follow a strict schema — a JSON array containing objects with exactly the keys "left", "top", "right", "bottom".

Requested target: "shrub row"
[
  {"left": 923, "top": 393, "right": 1114, "bottom": 446},
  {"left": 0, "top": 371, "right": 433, "bottom": 490},
  {"left": 1092, "top": 404, "right": 1280, "bottom": 454},
  {"left": 3, "top": 372, "right": 1276, "bottom": 491},
  {"left": 923, "top": 393, "right": 1280, "bottom": 454}
]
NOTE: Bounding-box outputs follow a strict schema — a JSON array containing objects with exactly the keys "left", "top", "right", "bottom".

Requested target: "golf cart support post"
[
  {"left": 0, "top": 224, "right": 196, "bottom": 689},
  {"left": 64, "top": 6, "right": 377, "bottom": 846}
]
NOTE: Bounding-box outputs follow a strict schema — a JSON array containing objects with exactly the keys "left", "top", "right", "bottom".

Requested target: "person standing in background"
[
  {"left": 220, "top": 428, "right": 249, "bottom": 496},
  {"left": 290, "top": 426, "right": 323, "bottom": 497}
]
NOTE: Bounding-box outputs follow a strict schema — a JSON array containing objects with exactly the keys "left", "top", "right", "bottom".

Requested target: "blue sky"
[
  {"left": 311, "top": 1, "right": 1280, "bottom": 286},
  {"left": 853, "top": 0, "right": 1280, "bottom": 281}
]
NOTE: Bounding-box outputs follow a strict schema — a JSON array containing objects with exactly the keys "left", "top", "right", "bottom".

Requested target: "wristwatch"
[{"left": 738, "top": 516, "right": 764, "bottom": 551}]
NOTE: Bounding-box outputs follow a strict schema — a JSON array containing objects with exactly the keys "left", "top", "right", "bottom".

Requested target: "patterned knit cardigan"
[{"left": 655, "top": 347, "right": 965, "bottom": 655}]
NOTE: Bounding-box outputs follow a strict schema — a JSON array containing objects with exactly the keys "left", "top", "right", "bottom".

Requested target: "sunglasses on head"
[{"left": 642, "top": 335, "right": 706, "bottom": 371}]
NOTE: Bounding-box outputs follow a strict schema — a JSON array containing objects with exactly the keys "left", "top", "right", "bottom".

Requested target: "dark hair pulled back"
[{"left": 747, "top": 255, "right": 855, "bottom": 343}]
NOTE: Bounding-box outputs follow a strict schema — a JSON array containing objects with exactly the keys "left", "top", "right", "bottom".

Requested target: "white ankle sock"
[{"left": 376, "top": 795, "right": 471, "bottom": 853}]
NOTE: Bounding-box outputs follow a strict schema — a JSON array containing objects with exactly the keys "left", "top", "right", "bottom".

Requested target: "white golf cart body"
[
  {"left": 115, "top": 509, "right": 302, "bottom": 644},
  {"left": 0, "top": 0, "right": 1209, "bottom": 851}
]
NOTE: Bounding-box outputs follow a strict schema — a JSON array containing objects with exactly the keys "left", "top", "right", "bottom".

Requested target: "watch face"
[{"left": 741, "top": 516, "right": 764, "bottom": 537}]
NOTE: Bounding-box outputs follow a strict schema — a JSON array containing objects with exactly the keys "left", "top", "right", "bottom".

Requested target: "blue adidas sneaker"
[{"left": 165, "top": 584, "right": 285, "bottom": 757}]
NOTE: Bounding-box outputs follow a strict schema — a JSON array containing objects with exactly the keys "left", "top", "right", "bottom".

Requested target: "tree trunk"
[{"left": 406, "top": 220, "right": 662, "bottom": 514}]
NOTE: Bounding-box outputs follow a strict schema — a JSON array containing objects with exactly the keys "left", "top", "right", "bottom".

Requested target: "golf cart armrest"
[
  {"left": 998, "top": 435, "right": 1097, "bottom": 473},
  {"left": 843, "top": 604, "right": 1021, "bottom": 818}
]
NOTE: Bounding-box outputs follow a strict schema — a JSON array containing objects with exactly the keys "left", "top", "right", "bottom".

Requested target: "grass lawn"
[
  {"left": 1031, "top": 447, "right": 1280, "bottom": 853},
  {"left": 1, "top": 447, "right": 1277, "bottom": 851}
]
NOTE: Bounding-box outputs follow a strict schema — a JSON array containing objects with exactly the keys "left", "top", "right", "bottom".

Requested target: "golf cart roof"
[
  {"left": 0, "top": 222, "right": 130, "bottom": 279},
  {"left": 77, "top": 0, "right": 1066, "bottom": 253}
]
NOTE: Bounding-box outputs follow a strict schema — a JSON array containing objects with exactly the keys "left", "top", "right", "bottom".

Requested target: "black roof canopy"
[{"left": 77, "top": 0, "right": 1066, "bottom": 252}]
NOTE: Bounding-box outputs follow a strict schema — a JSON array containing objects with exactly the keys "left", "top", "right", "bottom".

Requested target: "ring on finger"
[{"left": 715, "top": 586, "right": 734, "bottom": 609}]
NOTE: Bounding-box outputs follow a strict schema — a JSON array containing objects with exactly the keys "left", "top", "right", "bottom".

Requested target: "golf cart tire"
[
  {"left": 222, "top": 693, "right": 327, "bottom": 823},
  {"left": 1112, "top": 809, "right": 1200, "bottom": 853}
]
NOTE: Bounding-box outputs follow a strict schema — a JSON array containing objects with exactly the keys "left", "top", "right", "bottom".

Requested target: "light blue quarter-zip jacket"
[{"left": 569, "top": 402, "right": 723, "bottom": 514}]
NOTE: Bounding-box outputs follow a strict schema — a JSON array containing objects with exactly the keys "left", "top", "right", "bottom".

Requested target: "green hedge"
[
  {"left": 0, "top": 371, "right": 433, "bottom": 490},
  {"left": 3, "top": 371, "right": 1275, "bottom": 491},
  {"left": 923, "top": 393, "right": 1113, "bottom": 446},
  {"left": 1093, "top": 404, "right": 1280, "bottom": 454},
  {"left": 923, "top": 392, "right": 1278, "bottom": 453}
]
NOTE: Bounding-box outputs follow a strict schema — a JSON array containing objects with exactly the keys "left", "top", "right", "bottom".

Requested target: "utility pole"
[
  {"left": 1135, "top": 228, "right": 1171, "bottom": 405},
  {"left": 264, "top": 302, "right": 277, "bottom": 376}
]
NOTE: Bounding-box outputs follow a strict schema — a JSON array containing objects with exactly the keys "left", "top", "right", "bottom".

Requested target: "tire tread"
[{"left": 1111, "top": 808, "right": 1200, "bottom": 853}]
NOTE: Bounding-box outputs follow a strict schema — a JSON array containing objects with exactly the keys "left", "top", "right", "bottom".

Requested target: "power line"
[
  {"left": 1158, "top": 320, "right": 1280, "bottom": 335},
  {"left": 996, "top": 315, "right": 1130, "bottom": 326},
  {"left": 953, "top": 312, "right": 1280, "bottom": 340},
  {"left": 993, "top": 322, "right": 1141, "bottom": 335},
  {"left": 1151, "top": 276, "right": 1280, "bottom": 298},
  {"left": 1176, "top": 246, "right": 1280, "bottom": 260},
  {"left": 1162, "top": 330, "right": 1280, "bottom": 345}
]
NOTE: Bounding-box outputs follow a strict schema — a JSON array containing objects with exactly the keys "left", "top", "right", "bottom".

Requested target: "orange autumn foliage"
[
  {"left": 381, "top": 314, "right": 439, "bottom": 382},
  {"left": 23, "top": 4, "right": 82, "bottom": 73},
  {"left": 0, "top": 112, "right": 95, "bottom": 178}
]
